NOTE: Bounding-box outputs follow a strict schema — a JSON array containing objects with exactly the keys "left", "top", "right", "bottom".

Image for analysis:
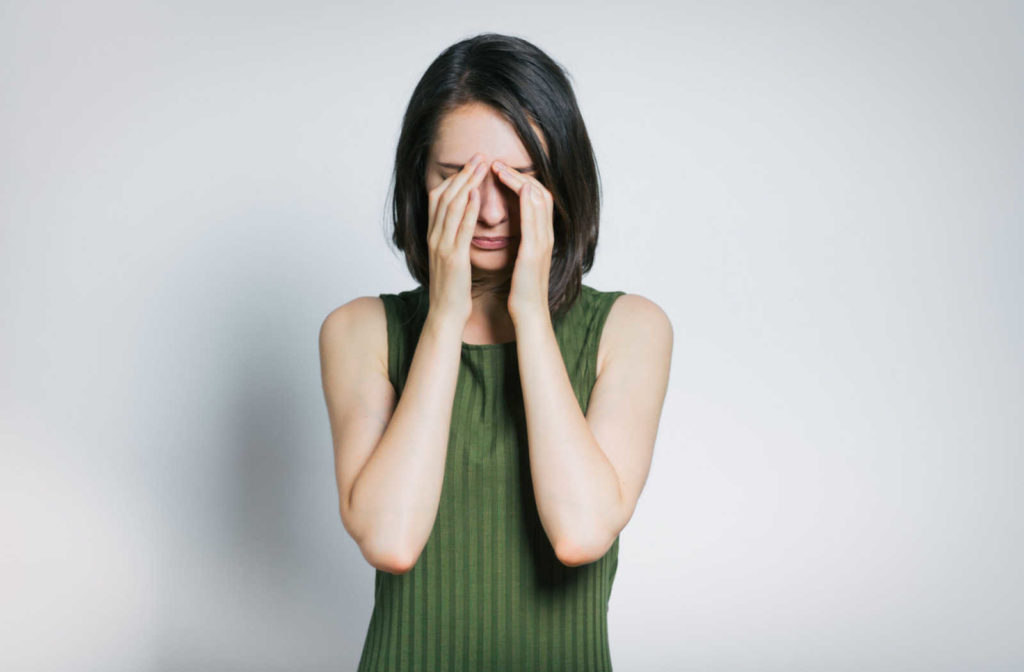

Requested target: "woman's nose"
[{"left": 475, "top": 171, "right": 510, "bottom": 223}]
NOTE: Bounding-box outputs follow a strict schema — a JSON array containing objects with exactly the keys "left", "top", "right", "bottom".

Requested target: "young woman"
[{"left": 319, "top": 32, "right": 672, "bottom": 671}]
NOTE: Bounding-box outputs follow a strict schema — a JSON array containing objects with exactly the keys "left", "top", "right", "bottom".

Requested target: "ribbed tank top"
[{"left": 357, "top": 283, "right": 626, "bottom": 672}]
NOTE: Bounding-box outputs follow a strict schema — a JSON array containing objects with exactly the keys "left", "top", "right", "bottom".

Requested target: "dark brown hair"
[{"left": 384, "top": 32, "right": 603, "bottom": 319}]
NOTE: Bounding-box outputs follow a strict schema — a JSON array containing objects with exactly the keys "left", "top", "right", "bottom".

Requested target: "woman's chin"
[
  {"left": 470, "top": 249, "right": 514, "bottom": 268},
  {"left": 471, "top": 264, "right": 512, "bottom": 276}
]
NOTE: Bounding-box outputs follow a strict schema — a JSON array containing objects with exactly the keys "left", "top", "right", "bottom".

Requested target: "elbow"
[
  {"left": 367, "top": 548, "right": 417, "bottom": 575},
  {"left": 339, "top": 505, "right": 417, "bottom": 575},
  {"left": 554, "top": 510, "right": 625, "bottom": 567},
  {"left": 554, "top": 533, "right": 613, "bottom": 568},
  {"left": 358, "top": 536, "right": 418, "bottom": 575}
]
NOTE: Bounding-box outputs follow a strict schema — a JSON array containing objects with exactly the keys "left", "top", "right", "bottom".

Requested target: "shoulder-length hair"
[{"left": 385, "top": 32, "right": 603, "bottom": 319}]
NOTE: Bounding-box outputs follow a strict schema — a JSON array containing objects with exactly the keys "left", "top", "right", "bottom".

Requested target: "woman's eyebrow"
[{"left": 436, "top": 160, "right": 534, "bottom": 172}]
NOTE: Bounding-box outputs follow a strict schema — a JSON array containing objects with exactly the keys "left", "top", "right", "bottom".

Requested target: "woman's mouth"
[{"left": 472, "top": 236, "right": 514, "bottom": 250}]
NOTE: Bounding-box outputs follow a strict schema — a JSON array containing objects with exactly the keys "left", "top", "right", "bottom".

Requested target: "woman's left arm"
[
  {"left": 492, "top": 159, "right": 673, "bottom": 567},
  {"left": 513, "top": 296, "right": 672, "bottom": 567}
]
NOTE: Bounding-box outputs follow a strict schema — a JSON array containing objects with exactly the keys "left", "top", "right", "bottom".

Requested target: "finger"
[
  {"left": 519, "top": 182, "right": 535, "bottom": 249},
  {"left": 455, "top": 186, "right": 481, "bottom": 252},
  {"left": 442, "top": 160, "right": 489, "bottom": 248},
  {"left": 491, "top": 160, "right": 529, "bottom": 193},
  {"left": 435, "top": 154, "right": 484, "bottom": 239},
  {"left": 427, "top": 173, "right": 457, "bottom": 246},
  {"left": 493, "top": 162, "right": 551, "bottom": 220},
  {"left": 501, "top": 164, "right": 551, "bottom": 235}
]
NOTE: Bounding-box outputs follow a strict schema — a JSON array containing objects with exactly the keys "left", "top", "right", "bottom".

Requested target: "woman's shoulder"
[
  {"left": 333, "top": 285, "right": 425, "bottom": 327},
  {"left": 321, "top": 292, "right": 389, "bottom": 332},
  {"left": 319, "top": 293, "right": 391, "bottom": 377},
  {"left": 322, "top": 285, "right": 427, "bottom": 368},
  {"left": 581, "top": 285, "right": 672, "bottom": 377},
  {"left": 579, "top": 284, "right": 667, "bottom": 323}
]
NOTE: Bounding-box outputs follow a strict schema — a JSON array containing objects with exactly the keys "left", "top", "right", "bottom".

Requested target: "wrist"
[
  {"left": 423, "top": 310, "right": 465, "bottom": 344},
  {"left": 510, "top": 306, "right": 552, "bottom": 333}
]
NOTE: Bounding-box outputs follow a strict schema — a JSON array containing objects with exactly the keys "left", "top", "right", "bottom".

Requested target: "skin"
[{"left": 319, "top": 101, "right": 673, "bottom": 573}]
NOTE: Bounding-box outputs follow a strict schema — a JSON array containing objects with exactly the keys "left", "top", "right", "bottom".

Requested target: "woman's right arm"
[
  {"left": 319, "top": 154, "right": 489, "bottom": 574},
  {"left": 319, "top": 300, "right": 464, "bottom": 574}
]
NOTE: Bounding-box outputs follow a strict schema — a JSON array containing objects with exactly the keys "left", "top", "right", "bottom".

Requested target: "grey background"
[{"left": 1, "top": 1, "right": 1021, "bottom": 670}]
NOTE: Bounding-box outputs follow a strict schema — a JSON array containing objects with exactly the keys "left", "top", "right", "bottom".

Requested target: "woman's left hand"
[{"left": 491, "top": 160, "right": 554, "bottom": 323}]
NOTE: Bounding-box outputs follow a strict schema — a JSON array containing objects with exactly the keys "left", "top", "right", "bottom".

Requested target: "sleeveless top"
[{"left": 357, "top": 283, "right": 626, "bottom": 672}]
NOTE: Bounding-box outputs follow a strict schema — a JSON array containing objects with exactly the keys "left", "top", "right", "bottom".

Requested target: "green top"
[{"left": 357, "top": 283, "right": 626, "bottom": 672}]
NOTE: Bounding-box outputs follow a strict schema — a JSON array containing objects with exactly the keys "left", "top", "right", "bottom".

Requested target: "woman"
[{"left": 319, "top": 32, "right": 672, "bottom": 671}]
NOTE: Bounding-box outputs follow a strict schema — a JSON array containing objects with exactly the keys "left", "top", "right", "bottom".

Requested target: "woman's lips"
[{"left": 472, "top": 236, "right": 514, "bottom": 250}]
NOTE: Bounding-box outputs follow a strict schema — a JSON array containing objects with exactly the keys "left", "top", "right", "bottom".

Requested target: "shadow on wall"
[{"left": 146, "top": 208, "right": 372, "bottom": 670}]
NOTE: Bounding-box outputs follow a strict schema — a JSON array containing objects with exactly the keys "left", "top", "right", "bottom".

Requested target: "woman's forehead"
[{"left": 433, "top": 103, "right": 545, "bottom": 163}]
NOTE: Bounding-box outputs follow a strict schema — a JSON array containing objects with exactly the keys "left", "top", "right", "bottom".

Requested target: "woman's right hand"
[{"left": 425, "top": 152, "right": 489, "bottom": 326}]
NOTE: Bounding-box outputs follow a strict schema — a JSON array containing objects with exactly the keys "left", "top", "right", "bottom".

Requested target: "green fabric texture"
[{"left": 357, "top": 283, "right": 626, "bottom": 671}]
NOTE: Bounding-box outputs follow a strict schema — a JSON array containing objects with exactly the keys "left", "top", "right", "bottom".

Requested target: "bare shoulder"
[
  {"left": 319, "top": 295, "right": 389, "bottom": 377},
  {"left": 597, "top": 293, "right": 673, "bottom": 380}
]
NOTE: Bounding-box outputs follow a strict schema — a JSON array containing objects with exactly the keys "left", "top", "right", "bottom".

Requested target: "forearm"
[
  {"left": 513, "top": 310, "right": 623, "bottom": 563},
  {"left": 348, "top": 312, "right": 462, "bottom": 568}
]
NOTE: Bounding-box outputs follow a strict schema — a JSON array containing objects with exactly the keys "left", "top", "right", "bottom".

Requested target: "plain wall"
[{"left": 1, "top": 1, "right": 1021, "bottom": 670}]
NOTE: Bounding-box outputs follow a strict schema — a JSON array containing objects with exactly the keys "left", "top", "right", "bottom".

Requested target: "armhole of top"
[
  {"left": 377, "top": 293, "right": 399, "bottom": 390},
  {"left": 591, "top": 290, "right": 627, "bottom": 384}
]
